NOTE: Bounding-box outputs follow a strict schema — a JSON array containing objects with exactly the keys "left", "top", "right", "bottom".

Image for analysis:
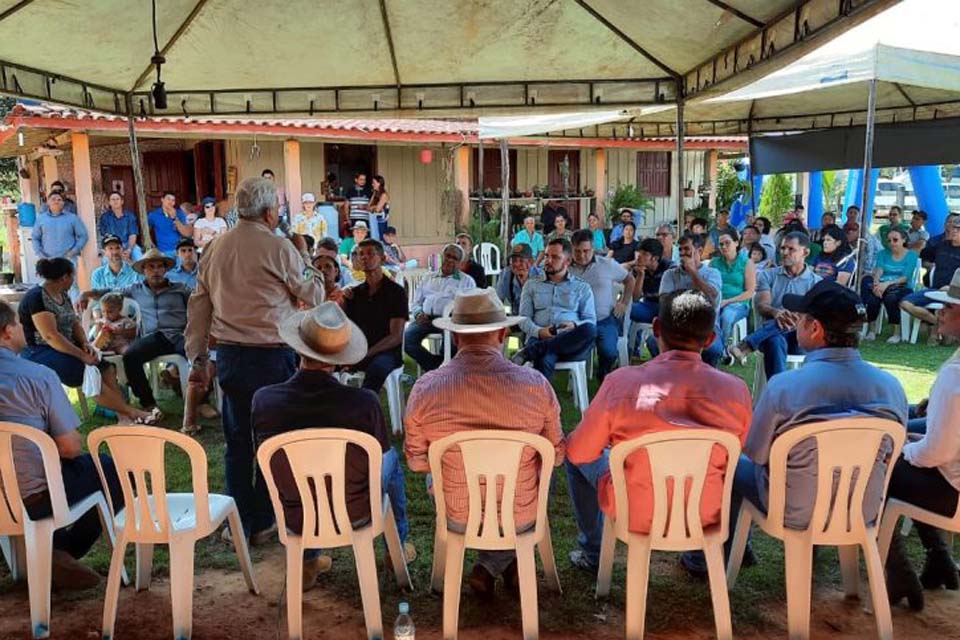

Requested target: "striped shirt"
[{"left": 404, "top": 344, "right": 565, "bottom": 527}]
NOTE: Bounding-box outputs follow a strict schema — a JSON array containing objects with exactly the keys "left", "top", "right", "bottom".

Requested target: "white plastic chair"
[
  {"left": 0, "top": 421, "right": 127, "bottom": 639},
  {"left": 472, "top": 242, "right": 502, "bottom": 282},
  {"left": 904, "top": 265, "right": 939, "bottom": 343},
  {"left": 726, "top": 418, "right": 906, "bottom": 640},
  {"left": 596, "top": 430, "right": 742, "bottom": 640},
  {"left": 751, "top": 352, "right": 805, "bottom": 399},
  {"left": 628, "top": 321, "right": 654, "bottom": 360},
  {"left": 732, "top": 316, "right": 748, "bottom": 346},
  {"left": 556, "top": 359, "right": 590, "bottom": 415},
  {"left": 335, "top": 366, "right": 406, "bottom": 435},
  {"left": 89, "top": 426, "right": 259, "bottom": 640},
  {"left": 421, "top": 300, "right": 456, "bottom": 370},
  {"left": 258, "top": 429, "right": 411, "bottom": 640},
  {"left": 428, "top": 431, "right": 561, "bottom": 640}
]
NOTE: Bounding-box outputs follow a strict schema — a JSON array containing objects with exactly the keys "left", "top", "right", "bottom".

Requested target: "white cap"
[{"left": 301, "top": 192, "right": 316, "bottom": 203}]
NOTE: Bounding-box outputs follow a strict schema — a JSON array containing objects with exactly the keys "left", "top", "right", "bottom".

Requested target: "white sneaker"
[
  {"left": 886, "top": 333, "right": 902, "bottom": 344},
  {"left": 864, "top": 331, "right": 877, "bottom": 342}
]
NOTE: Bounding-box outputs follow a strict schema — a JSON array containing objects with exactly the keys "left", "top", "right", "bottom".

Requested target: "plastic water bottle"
[{"left": 394, "top": 601, "right": 415, "bottom": 640}]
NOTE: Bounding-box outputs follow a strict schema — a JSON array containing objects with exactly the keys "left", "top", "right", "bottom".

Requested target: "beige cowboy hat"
[
  {"left": 132, "top": 247, "right": 176, "bottom": 273},
  {"left": 928, "top": 269, "right": 960, "bottom": 306},
  {"left": 278, "top": 302, "right": 368, "bottom": 365},
  {"left": 433, "top": 288, "right": 522, "bottom": 334}
]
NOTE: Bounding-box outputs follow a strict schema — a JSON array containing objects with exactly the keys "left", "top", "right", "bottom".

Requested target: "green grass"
[{"left": 2, "top": 328, "right": 954, "bottom": 635}]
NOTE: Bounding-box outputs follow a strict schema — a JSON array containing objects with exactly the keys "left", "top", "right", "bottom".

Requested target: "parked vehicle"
[
  {"left": 945, "top": 183, "right": 960, "bottom": 211},
  {"left": 874, "top": 179, "right": 901, "bottom": 213}
]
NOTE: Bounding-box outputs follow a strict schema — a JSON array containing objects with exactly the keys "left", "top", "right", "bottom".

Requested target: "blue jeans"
[
  {"left": 219, "top": 344, "right": 298, "bottom": 536},
  {"left": 356, "top": 351, "right": 403, "bottom": 393},
  {"left": 21, "top": 344, "right": 84, "bottom": 387},
  {"left": 630, "top": 299, "right": 659, "bottom": 324},
  {"left": 564, "top": 451, "right": 611, "bottom": 565},
  {"left": 647, "top": 324, "right": 725, "bottom": 367},
  {"left": 743, "top": 319, "right": 803, "bottom": 379},
  {"left": 908, "top": 404, "right": 928, "bottom": 435},
  {"left": 718, "top": 302, "right": 750, "bottom": 346},
  {"left": 902, "top": 288, "right": 936, "bottom": 308},
  {"left": 595, "top": 315, "right": 621, "bottom": 381},
  {"left": 404, "top": 319, "right": 444, "bottom": 372},
  {"left": 523, "top": 322, "right": 597, "bottom": 380}
]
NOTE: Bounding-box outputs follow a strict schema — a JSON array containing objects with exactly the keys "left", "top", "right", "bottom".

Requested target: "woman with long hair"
[
  {"left": 193, "top": 196, "right": 228, "bottom": 250},
  {"left": 368, "top": 174, "right": 390, "bottom": 239},
  {"left": 810, "top": 224, "right": 855, "bottom": 285}
]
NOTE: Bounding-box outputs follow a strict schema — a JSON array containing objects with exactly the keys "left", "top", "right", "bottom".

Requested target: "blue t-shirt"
[
  {"left": 147, "top": 208, "right": 187, "bottom": 252},
  {"left": 875, "top": 249, "right": 918, "bottom": 283},
  {"left": 98, "top": 210, "right": 140, "bottom": 244},
  {"left": 811, "top": 254, "right": 855, "bottom": 283}
]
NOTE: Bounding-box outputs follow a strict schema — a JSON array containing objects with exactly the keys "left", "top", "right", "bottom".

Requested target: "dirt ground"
[{"left": 0, "top": 546, "right": 959, "bottom": 639}]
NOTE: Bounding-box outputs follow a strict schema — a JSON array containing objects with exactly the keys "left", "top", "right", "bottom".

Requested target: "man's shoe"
[
  {"left": 920, "top": 545, "right": 960, "bottom": 590},
  {"left": 885, "top": 533, "right": 924, "bottom": 611},
  {"left": 251, "top": 523, "right": 278, "bottom": 546},
  {"left": 403, "top": 541, "right": 417, "bottom": 563},
  {"left": 51, "top": 550, "right": 101, "bottom": 591},
  {"left": 568, "top": 549, "right": 599, "bottom": 574},
  {"left": 467, "top": 563, "right": 496, "bottom": 598},
  {"left": 886, "top": 333, "right": 902, "bottom": 344},
  {"left": 302, "top": 554, "right": 333, "bottom": 591},
  {"left": 503, "top": 559, "right": 520, "bottom": 595},
  {"left": 727, "top": 343, "right": 750, "bottom": 366},
  {"left": 197, "top": 403, "right": 219, "bottom": 420},
  {"left": 510, "top": 348, "right": 530, "bottom": 366},
  {"left": 864, "top": 331, "right": 877, "bottom": 342}
]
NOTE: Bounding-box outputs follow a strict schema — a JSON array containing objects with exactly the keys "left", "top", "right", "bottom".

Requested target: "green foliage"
[
  {"left": 820, "top": 170, "right": 846, "bottom": 213},
  {"left": 464, "top": 214, "right": 504, "bottom": 254},
  {"left": 604, "top": 183, "right": 653, "bottom": 223},
  {"left": 758, "top": 173, "right": 795, "bottom": 226},
  {"left": 715, "top": 161, "right": 748, "bottom": 211},
  {"left": 0, "top": 97, "right": 18, "bottom": 199}
]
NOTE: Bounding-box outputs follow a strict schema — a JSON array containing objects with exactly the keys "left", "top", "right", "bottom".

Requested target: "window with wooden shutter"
[{"left": 636, "top": 152, "right": 671, "bottom": 197}]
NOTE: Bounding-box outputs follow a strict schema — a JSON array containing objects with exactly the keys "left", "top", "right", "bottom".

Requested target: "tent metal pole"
[
  {"left": 854, "top": 78, "right": 878, "bottom": 291},
  {"left": 500, "top": 138, "right": 510, "bottom": 255},
  {"left": 124, "top": 93, "right": 152, "bottom": 250},
  {"left": 478, "top": 139, "right": 484, "bottom": 224},
  {"left": 676, "top": 98, "right": 685, "bottom": 232}
]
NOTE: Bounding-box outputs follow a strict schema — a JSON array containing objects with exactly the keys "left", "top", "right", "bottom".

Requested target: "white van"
[
  {"left": 875, "top": 179, "right": 901, "bottom": 212},
  {"left": 945, "top": 183, "right": 960, "bottom": 211}
]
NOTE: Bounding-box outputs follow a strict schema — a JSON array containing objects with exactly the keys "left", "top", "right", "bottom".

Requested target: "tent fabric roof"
[{"left": 0, "top": 0, "right": 895, "bottom": 117}]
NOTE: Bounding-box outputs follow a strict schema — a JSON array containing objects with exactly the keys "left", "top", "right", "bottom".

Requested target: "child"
[
  {"left": 92, "top": 293, "right": 137, "bottom": 354},
  {"left": 748, "top": 242, "right": 769, "bottom": 270},
  {"left": 382, "top": 226, "right": 406, "bottom": 267}
]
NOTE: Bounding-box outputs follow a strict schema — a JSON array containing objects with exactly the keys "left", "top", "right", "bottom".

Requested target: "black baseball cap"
[
  {"left": 782, "top": 280, "right": 867, "bottom": 333},
  {"left": 509, "top": 243, "right": 533, "bottom": 260},
  {"left": 176, "top": 237, "right": 196, "bottom": 250},
  {"left": 101, "top": 234, "right": 122, "bottom": 248}
]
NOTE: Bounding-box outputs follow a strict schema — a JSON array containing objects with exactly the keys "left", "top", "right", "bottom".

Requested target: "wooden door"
[
  {"left": 101, "top": 165, "right": 138, "bottom": 217},
  {"left": 193, "top": 140, "right": 226, "bottom": 201},
  {"left": 472, "top": 147, "right": 517, "bottom": 192},
  {"left": 323, "top": 143, "right": 377, "bottom": 195},
  {"left": 143, "top": 151, "right": 194, "bottom": 210},
  {"left": 548, "top": 150, "right": 580, "bottom": 225}
]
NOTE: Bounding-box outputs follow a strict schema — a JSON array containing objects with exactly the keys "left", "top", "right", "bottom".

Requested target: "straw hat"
[
  {"left": 278, "top": 302, "right": 368, "bottom": 365},
  {"left": 433, "top": 288, "right": 522, "bottom": 334},
  {"left": 133, "top": 247, "right": 176, "bottom": 273},
  {"left": 928, "top": 270, "right": 960, "bottom": 306}
]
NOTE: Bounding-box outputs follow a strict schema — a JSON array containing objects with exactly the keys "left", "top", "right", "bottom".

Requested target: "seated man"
[
  {"left": 513, "top": 238, "right": 597, "bottom": 380},
  {"left": 343, "top": 239, "right": 407, "bottom": 393},
  {"left": 728, "top": 232, "right": 822, "bottom": 378},
  {"left": 91, "top": 234, "right": 141, "bottom": 290},
  {"left": 80, "top": 248, "right": 191, "bottom": 411},
  {"left": 405, "top": 288, "right": 564, "bottom": 594},
  {"left": 901, "top": 217, "right": 960, "bottom": 342},
  {"left": 166, "top": 238, "right": 199, "bottom": 290},
  {"left": 252, "top": 301, "right": 413, "bottom": 590},
  {"left": 878, "top": 206, "right": 910, "bottom": 250},
  {"left": 511, "top": 216, "right": 545, "bottom": 264},
  {"left": 885, "top": 272, "right": 960, "bottom": 611},
  {"left": 404, "top": 243, "right": 476, "bottom": 373},
  {"left": 0, "top": 301, "right": 124, "bottom": 589},
  {"left": 629, "top": 237, "right": 671, "bottom": 325},
  {"left": 564, "top": 290, "right": 751, "bottom": 572},
  {"left": 727, "top": 281, "right": 907, "bottom": 573},
  {"left": 906, "top": 210, "right": 930, "bottom": 252},
  {"left": 650, "top": 233, "right": 725, "bottom": 366},
  {"left": 569, "top": 229, "right": 635, "bottom": 381},
  {"left": 496, "top": 243, "right": 543, "bottom": 310},
  {"left": 455, "top": 233, "right": 487, "bottom": 287}
]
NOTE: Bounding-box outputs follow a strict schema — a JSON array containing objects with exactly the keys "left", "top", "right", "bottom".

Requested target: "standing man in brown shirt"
[{"left": 185, "top": 177, "right": 323, "bottom": 545}]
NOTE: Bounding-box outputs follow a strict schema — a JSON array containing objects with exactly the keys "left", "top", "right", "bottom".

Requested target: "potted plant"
[
  {"left": 605, "top": 183, "right": 654, "bottom": 224},
  {"left": 683, "top": 181, "right": 696, "bottom": 198}
]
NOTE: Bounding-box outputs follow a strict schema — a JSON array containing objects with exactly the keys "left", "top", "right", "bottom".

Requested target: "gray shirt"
[
  {"left": 119, "top": 280, "right": 191, "bottom": 346},
  {"left": 745, "top": 348, "right": 908, "bottom": 530},
  {"left": 569, "top": 256, "right": 629, "bottom": 320},
  {"left": 756, "top": 265, "right": 821, "bottom": 309},
  {"left": 659, "top": 263, "right": 724, "bottom": 309},
  {"left": 0, "top": 347, "right": 80, "bottom": 497}
]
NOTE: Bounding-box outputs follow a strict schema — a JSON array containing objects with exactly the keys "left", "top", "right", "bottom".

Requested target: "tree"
[
  {"left": 758, "top": 173, "right": 794, "bottom": 226},
  {"left": 0, "top": 97, "right": 19, "bottom": 199},
  {"left": 715, "top": 161, "right": 748, "bottom": 212}
]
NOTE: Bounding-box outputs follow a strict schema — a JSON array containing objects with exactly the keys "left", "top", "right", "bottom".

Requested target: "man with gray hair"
[
  {"left": 404, "top": 243, "right": 476, "bottom": 372},
  {"left": 186, "top": 176, "right": 323, "bottom": 546},
  {"left": 655, "top": 223, "right": 679, "bottom": 263}
]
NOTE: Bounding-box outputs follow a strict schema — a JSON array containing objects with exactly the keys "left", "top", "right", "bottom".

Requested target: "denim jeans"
[
  {"left": 630, "top": 299, "right": 659, "bottom": 324},
  {"left": 647, "top": 324, "right": 725, "bottom": 367},
  {"left": 523, "top": 322, "right": 597, "bottom": 380},
  {"left": 356, "top": 351, "right": 403, "bottom": 393},
  {"left": 901, "top": 288, "right": 936, "bottom": 308},
  {"left": 718, "top": 302, "right": 750, "bottom": 346},
  {"left": 594, "top": 315, "right": 621, "bottom": 381},
  {"left": 743, "top": 319, "right": 803, "bottom": 379},
  {"left": 219, "top": 344, "right": 298, "bottom": 536},
  {"left": 564, "top": 451, "right": 611, "bottom": 565},
  {"left": 404, "top": 319, "right": 444, "bottom": 372},
  {"left": 908, "top": 404, "right": 928, "bottom": 435},
  {"left": 21, "top": 344, "right": 84, "bottom": 387}
]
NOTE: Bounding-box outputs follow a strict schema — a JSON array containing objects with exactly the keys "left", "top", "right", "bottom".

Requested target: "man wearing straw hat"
[
  {"left": 251, "top": 301, "right": 413, "bottom": 590},
  {"left": 405, "top": 288, "right": 564, "bottom": 596}
]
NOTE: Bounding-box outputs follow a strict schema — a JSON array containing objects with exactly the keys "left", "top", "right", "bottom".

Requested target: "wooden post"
[
  {"left": 40, "top": 155, "right": 58, "bottom": 191},
  {"left": 453, "top": 145, "right": 471, "bottom": 230},
  {"left": 706, "top": 149, "right": 719, "bottom": 212},
  {"left": 675, "top": 99, "right": 686, "bottom": 232},
  {"left": 124, "top": 95, "right": 151, "bottom": 249},
  {"left": 3, "top": 210, "right": 20, "bottom": 281},
  {"left": 283, "top": 139, "right": 302, "bottom": 215},
  {"left": 499, "top": 139, "right": 510, "bottom": 255},
  {"left": 18, "top": 156, "right": 37, "bottom": 205},
  {"left": 594, "top": 148, "right": 607, "bottom": 222},
  {"left": 70, "top": 132, "right": 97, "bottom": 290}
]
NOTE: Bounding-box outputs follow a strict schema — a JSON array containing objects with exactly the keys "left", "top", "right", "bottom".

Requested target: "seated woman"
[
  {"left": 710, "top": 228, "right": 756, "bottom": 352},
  {"left": 312, "top": 254, "right": 345, "bottom": 307},
  {"left": 18, "top": 258, "right": 158, "bottom": 424},
  {"left": 862, "top": 227, "right": 918, "bottom": 343},
  {"left": 810, "top": 224, "right": 855, "bottom": 286},
  {"left": 607, "top": 221, "right": 639, "bottom": 266}
]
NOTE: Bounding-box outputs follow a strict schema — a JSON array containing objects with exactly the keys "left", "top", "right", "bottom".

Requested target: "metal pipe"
[
  {"left": 500, "top": 138, "right": 510, "bottom": 258},
  {"left": 478, "top": 138, "right": 484, "bottom": 224},
  {"left": 124, "top": 93, "right": 152, "bottom": 249},
  {"left": 676, "top": 98, "right": 685, "bottom": 232},
  {"left": 853, "top": 78, "right": 878, "bottom": 291}
]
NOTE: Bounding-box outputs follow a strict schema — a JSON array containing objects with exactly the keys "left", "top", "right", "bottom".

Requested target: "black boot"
[
  {"left": 917, "top": 523, "right": 960, "bottom": 590},
  {"left": 885, "top": 532, "right": 924, "bottom": 611}
]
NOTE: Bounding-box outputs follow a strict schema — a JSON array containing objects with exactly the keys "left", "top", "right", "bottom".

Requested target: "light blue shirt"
[
  {"left": 756, "top": 265, "right": 821, "bottom": 309},
  {"left": 91, "top": 262, "right": 141, "bottom": 290},
  {"left": 659, "top": 263, "right": 724, "bottom": 309},
  {"left": 511, "top": 229, "right": 545, "bottom": 257},
  {"left": 0, "top": 347, "right": 80, "bottom": 497},
  {"left": 496, "top": 266, "right": 544, "bottom": 308},
  {"left": 412, "top": 270, "right": 476, "bottom": 317},
  {"left": 32, "top": 211, "right": 88, "bottom": 259},
  {"left": 746, "top": 348, "right": 908, "bottom": 530},
  {"left": 518, "top": 273, "right": 596, "bottom": 338},
  {"left": 167, "top": 263, "right": 199, "bottom": 290},
  {"left": 874, "top": 249, "right": 919, "bottom": 283}
]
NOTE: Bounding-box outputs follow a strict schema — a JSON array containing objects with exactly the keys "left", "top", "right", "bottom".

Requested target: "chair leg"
[
  {"left": 900, "top": 516, "right": 913, "bottom": 539},
  {"left": 838, "top": 544, "right": 860, "bottom": 598},
  {"left": 623, "top": 534, "right": 651, "bottom": 640},
  {"left": 430, "top": 517, "right": 447, "bottom": 594},
  {"left": 386, "top": 372, "right": 403, "bottom": 435},
  {"left": 284, "top": 542, "right": 304, "bottom": 640},
  {"left": 135, "top": 543, "right": 154, "bottom": 591},
  {"left": 77, "top": 389, "right": 91, "bottom": 421},
  {"left": 353, "top": 530, "right": 384, "bottom": 640},
  {"left": 783, "top": 532, "right": 813, "bottom": 640},
  {"left": 227, "top": 506, "right": 259, "bottom": 594},
  {"left": 703, "top": 535, "right": 733, "bottom": 640},
  {"left": 101, "top": 533, "right": 128, "bottom": 640},
  {"left": 0, "top": 534, "right": 28, "bottom": 581},
  {"left": 537, "top": 520, "right": 562, "bottom": 594},
  {"left": 877, "top": 510, "right": 902, "bottom": 564},
  {"left": 595, "top": 517, "right": 616, "bottom": 598},
  {"left": 22, "top": 520, "right": 54, "bottom": 639},
  {"left": 442, "top": 532, "right": 466, "bottom": 640},
  {"left": 167, "top": 535, "right": 196, "bottom": 640},
  {"left": 382, "top": 499, "right": 412, "bottom": 589},
  {"left": 94, "top": 499, "right": 129, "bottom": 587},
  {"left": 726, "top": 508, "right": 753, "bottom": 588},
  {"left": 862, "top": 534, "right": 894, "bottom": 640},
  {"left": 516, "top": 539, "right": 540, "bottom": 640}
]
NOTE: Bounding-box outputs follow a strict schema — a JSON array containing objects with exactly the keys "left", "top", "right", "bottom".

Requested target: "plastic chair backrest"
[
  {"left": 257, "top": 429, "right": 384, "bottom": 548},
  {"left": 475, "top": 242, "right": 501, "bottom": 273},
  {"left": 613, "top": 282, "right": 631, "bottom": 334},
  {"left": 765, "top": 418, "right": 905, "bottom": 543},
  {"left": 0, "top": 422, "right": 71, "bottom": 533},
  {"left": 428, "top": 431, "right": 555, "bottom": 551},
  {"left": 81, "top": 298, "right": 142, "bottom": 337},
  {"left": 608, "top": 430, "right": 741, "bottom": 551},
  {"left": 87, "top": 426, "right": 212, "bottom": 543}
]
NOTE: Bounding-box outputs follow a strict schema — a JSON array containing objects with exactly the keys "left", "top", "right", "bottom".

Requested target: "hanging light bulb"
[
  {"left": 149, "top": 0, "right": 167, "bottom": 109},
  {"left": 16, "top": 127, "right": 24, "bottom": 147}
]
